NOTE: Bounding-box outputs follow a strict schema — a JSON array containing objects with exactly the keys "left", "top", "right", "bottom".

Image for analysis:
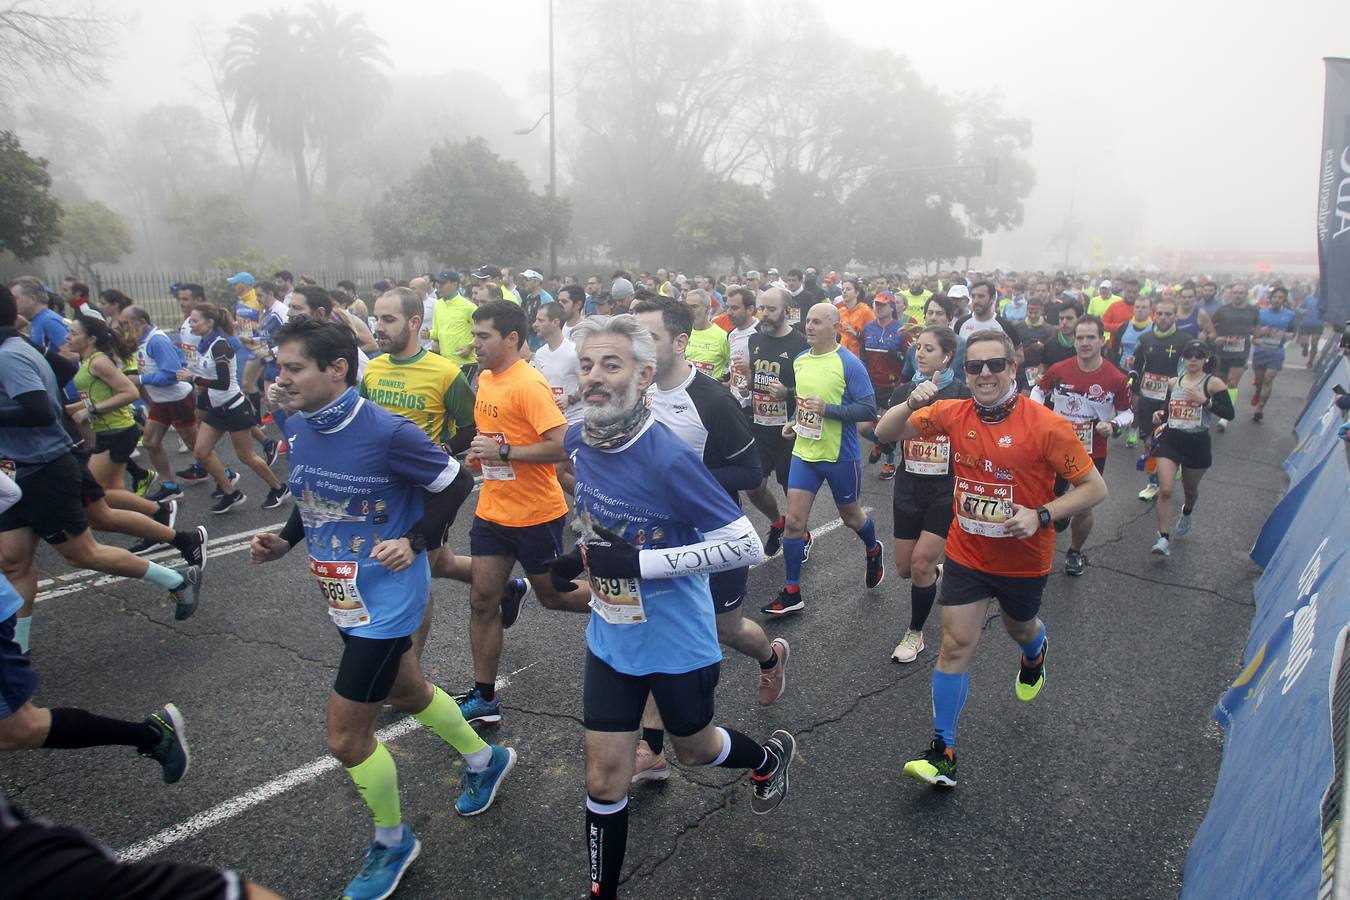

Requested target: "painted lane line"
[{"left": 37, "top": 538, "right": 271, "bottom": 604}]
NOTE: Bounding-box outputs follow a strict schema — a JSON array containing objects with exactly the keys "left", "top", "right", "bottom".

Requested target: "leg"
[
  {"left": 893, "top": 538, "right": 917, "bottom": 580},
  {"left": 85, "top": 498, "right": 173, "bottom": 543},
  {"left": 716, "top": 605, "right": 772, "bottom": 661},
  {"left": 142, "top": 419, "right": 172, "bottom": 480},
  {"left": 1154, "top": 457, "right": 1179, "bottom": 536},
  {"left": 1255, "top": 368, "right": 1278, "bottom": 414},
  {"left": 1068, "top": 509, "right": 1094, "bottom": 553},
  {"left": 745, "top": 478, "right": 781, "bottom": 521},
  {"left": 467, "top": 554, "right": 516, "bottom": 691},
  {"left": 429, "top": 547, "right": 473, "bottom": 583},
  {"left": 585, "top": 729, "right": 637, "bottom": 900},
  {"left": 193, "top": 424, "right": 232, "bottom": 492},
  {"left": 2, "top": 528, "right": 40, "bottom": 619},
  {"left": 87, "top": 452, "right": 124, "bottom": 493},
  {"left": 409, "top": 596, "right": 433, "bottom": 662},
  {"left": 228, "top": 430, "right": 281, "bottom": 490},
  {"left": 1180, "top": 465, "right": 1206, "bottom": 515}
]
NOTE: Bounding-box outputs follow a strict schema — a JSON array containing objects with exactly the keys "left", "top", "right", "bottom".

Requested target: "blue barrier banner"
[
  {"left": 1285, "top": 403, "right": 1350, "bottom": 491},
  {"left": 1255, "top": 438, "right": 1349, "bottom": 568},
  {"left": 1294, "top": 356, "right": 1349, "bottom": 441},
  {"left": 1317, "top": 58, "right": 1350, "bottom": 327},
  {"left": 1185, "top": 515, "right": 1350, "bottom": 899}
]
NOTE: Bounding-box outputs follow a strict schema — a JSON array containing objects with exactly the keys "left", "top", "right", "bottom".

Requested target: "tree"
[
  {"left": 56, "top": 201, "right": 132, "bottom": 278},
  {"left": 0, "top": 130, "right": 62, "bottom": 260},
  {"left": 367, "top": 138, "right": 554, "bottom": 266},
  {"left": 163, "top": 192, "right": 256, "bottom": 269},
  {"left": 674, "top": 177, "right": 773, "bottom": 271},
  {"left": 0, "top": 1, "right": 120, "bottom": 107}
]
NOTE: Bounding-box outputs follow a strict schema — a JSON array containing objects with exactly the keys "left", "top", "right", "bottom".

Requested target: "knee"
[
  {"left": 784, "top": 510, "right": 807, "bottom": 536},
  {"left": 671, "top": 740, "right": 711, "bottom": 768},
  {"left": 468, "top": 588, "right": 500, "bottom": 616},
  {"left": 939, "top": 629, "right": 977, "bottom": 659},
  {"left": 0, "top": 710, "right": 46, "bottom": 751},
  {"left": 536, "top": 587, "right": 569, "bottom": 611},
  {"left": 193, "top": 445, "right": 211, "bottom": 463},
  {"left": 1157, "top": 482, "right": 1175, "bottom": 501},
  {"left": 142, "top": 432, "right": 163, "bottom": 451},
  {"left": 326, "top": 730, "right": 371, "bottom": 768},
  {"left": 585, "top": 751, "right": 629, "bottom": 797}
]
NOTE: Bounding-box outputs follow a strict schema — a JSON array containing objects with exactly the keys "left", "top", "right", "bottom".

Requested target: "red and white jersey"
[{"left": 1034, "top": 357, "right": 1131, "bottom": 459}]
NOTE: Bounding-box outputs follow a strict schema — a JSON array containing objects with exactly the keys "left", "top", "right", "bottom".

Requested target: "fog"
[{"left": 5, "top": 0, "right": 1346, "bottom": 273}]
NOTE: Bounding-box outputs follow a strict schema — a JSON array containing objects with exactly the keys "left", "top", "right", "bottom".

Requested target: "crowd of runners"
[{"left": 0, "top": 263, "right": 1336, "bottom": 898}]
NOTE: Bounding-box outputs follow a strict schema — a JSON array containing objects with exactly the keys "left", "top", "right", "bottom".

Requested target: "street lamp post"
[{"left": 547, "top": 0, "right": 557, "bottom": 281}]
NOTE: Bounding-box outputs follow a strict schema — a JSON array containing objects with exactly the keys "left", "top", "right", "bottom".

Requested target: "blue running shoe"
[
  {"left": 342, "top": 825, "right": 421, "bottom": 900},
  {"left": 147, "top": 482, "right": 184, "bottom": 503},
  {"left": 455, "top": 688, "right": 502, "bottom": 725},
  {"left": 455, "top": 744, "right": 517, "bottom": 816},
  {"left": 211, "top": 469, "right": 241, "bottom": 500}
]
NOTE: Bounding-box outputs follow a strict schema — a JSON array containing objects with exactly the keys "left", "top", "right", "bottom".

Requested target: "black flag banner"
[{"left": 1317, "top": 57, "right": 1350, "bottom": 326}]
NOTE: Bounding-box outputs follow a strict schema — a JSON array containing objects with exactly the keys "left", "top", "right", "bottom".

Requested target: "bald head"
[
  {"left": 810, "top": 302, "right": 839, "bottom": 325},
  {"left": 804, "top": 302, "right": 840, "bottom": 350}
]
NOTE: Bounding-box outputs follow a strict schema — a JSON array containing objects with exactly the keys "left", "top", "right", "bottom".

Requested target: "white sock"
[
  {"left": 374, "top": 824, "right": 403, "bottom": 847},
  {"left": 464, "top": 745, "right": 493, "bottom": 773}
]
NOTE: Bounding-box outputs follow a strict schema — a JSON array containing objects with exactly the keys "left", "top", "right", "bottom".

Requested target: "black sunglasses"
[
  {"left": 963, "top": 358, "right": 1014, "bottom": 376},
  {"left": 1182, "top": 350, "right": 1208, "bottom": 360}
]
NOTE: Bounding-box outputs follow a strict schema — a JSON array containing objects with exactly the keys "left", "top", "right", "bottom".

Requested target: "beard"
[{"left": 582, "top": 372, "right": 642, "bottom": 430}]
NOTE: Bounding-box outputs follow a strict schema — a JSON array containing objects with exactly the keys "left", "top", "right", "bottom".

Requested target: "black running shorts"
[
  {"left": 0, "top": 454, "right": 90, "bottom": 545},
  {"left": 334, "top": 633, "right": 412, "bottom": 703},
  {"left": 939, "top": 558, "right": 1048, "bottom": 623},
  {"left": 892, "top": 496, "right": 954, "bottom": 540},
  {"left": 583, "top": 651, "right": 719, "bottom": 737}
]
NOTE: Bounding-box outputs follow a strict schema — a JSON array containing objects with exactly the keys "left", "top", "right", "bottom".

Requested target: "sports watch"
[
  {"left": 498, "top": 442, "right": 512, "bottom": 461},
  {"left": 1037, "top": 507, "right": 1053, "bottom": 529}
]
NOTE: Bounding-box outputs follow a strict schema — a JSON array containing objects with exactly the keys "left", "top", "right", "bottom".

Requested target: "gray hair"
[
  {"left": 124, "top": 305, "right": 154, "bottom": 325},
  {"left": 686, "top": 288, "right": 712, "bottom": 311},
  {"left": 570, "top": 314, "right": 657, "bottom": 372}
]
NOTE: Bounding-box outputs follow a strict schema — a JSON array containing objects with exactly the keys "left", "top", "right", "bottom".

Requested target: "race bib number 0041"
[
  {"left": 955, "top": 477, "right": 1014, "bottom": 538},
  {"left": 310, "top": 557, "right": 370, "bottom": 628}
]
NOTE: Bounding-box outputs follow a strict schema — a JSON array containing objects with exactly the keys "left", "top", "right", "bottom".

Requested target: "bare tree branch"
[{"left": 0, "top": 0, "right": 123, "bottom": 106}]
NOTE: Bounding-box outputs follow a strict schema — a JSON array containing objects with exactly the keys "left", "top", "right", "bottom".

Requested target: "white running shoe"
[
  {"left": 891, "top": 630, "right": 925, "bottom": 664},
  {"left": 1151, "top": 535, "right": 1171, "bottom": 556},
  {"left": 1174, "top": 512, "right": 1193, "bottom": 537},
  {"left": 1216, "top": 419, "right": 1227, "bottom": 433}
]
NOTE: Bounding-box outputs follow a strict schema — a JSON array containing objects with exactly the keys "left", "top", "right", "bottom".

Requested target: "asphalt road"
[{"left": 2, "top": 357, "right": 1315, "bottom": 899}]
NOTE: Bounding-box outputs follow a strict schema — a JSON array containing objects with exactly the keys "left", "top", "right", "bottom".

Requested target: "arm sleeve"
[
  {"left": 280, "top": 503, "right": 305, "bottom": 547},
  {"left": 141, "top": 337, "right": 182, "bottom": 387},
  {"left": 0, "top": 391, "right": 55, "bottom": 428},
  {"left": 637, "top": 516, "right": 764, "bottom": 579},
  {"left": 1209, "top": 384, "right": 1236, "bottom": 420}
]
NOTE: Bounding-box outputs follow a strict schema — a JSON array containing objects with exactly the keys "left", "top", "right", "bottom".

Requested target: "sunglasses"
[
  {"left": 963, "top": 358, "right": 1014, "bottom": 376},
  {"left": 1182, "top": 350, "right": 1207, "bottom": 360}
]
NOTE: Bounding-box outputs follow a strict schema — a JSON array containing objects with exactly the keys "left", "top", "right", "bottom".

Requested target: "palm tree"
[{"left": 219, "top": 4, "right": 388, "bottom": 215}]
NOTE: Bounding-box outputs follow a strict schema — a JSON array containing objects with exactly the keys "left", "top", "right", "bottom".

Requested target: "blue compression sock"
[
  {"left": 783, "top": 537, "right": 805, "bottom": 587},
  {"left": 856, "top": 516, "right": 877, "bottom": 550},
  {"left": 932, "top": 670, "right": 970, "bottom": 746},
  {"left": 142, "top": 561, "right": 185, "bottom": 591},
  {"left": 1018, "top": 621, "right": 1047, "bottom": 662},
  {"left": 14, "top": 616, "right": 31, "bottom": 654}
]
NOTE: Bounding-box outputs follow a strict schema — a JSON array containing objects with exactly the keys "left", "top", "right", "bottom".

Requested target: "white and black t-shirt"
[{"left": 647, "top": 366, "right": 757, "bottom": 501}]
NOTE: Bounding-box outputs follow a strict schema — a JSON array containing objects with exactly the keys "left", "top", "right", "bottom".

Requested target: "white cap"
[
  {"left": 520, "top": 269, "right": 544, "bottom": 281},
  {"left": 1099, "top": 279, "right": 1112, "bottom": 289},
  {"left": 948, "top": 285, "right": 971, "bottom": 300}
]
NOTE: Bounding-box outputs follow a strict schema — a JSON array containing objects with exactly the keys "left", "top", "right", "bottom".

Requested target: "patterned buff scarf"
[
  {"left": 300, "top": 386, "right": 360, "bottom": 432},
  {"left": 974, "top": 383, "right": 1019, "bottom": 424},
  {"left": 582, "top": 396, "right": 650, "bottom": 451}
]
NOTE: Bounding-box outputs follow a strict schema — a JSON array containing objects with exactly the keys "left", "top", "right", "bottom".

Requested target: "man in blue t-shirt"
[
  {"left": 249, "top": 318, "right": 515, "bottom": 900},
  {"left": 555, "top": 313, "right": 797, "bottom": 900}
]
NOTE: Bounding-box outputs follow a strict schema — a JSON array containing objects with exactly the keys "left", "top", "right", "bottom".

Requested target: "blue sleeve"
[
  {"left": 826, "top": 349, "right": 878, "bottom": 421},
  {"left": 142, "top": 336, "right": 184, "bottom": 386},
  {"left": 33, "top": 315, "right": 67, "bottom": 351},
  {"left": 662, "top": 437, "right": 746, "bottom": 534},
  {"left": 386, "top": 416, "right": 455, "bottom": 489}
]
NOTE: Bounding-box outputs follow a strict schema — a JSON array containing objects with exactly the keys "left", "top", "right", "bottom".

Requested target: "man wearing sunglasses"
[{"left": 876, "top": 330, "right": 1107, "bottom": 788}]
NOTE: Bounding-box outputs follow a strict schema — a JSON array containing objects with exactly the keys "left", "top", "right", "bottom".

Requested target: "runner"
[
  {"left": 1107, "top": 292, "right": 1153, "bottom": 447},
  {"left": 860, "top": 291, "right": 910, "bottom": 480},
  {"left": 903, "top": 295, "right": 966, "bottom": 382},
  {"left": 882, "top": 330, "right": 1107, "bottom": 787},
  {"left": 761, "top": 302, "right": 882, "bottom": 617},
  {"left": 1149, "top": 339, "right": 1235, "bottom": 556},
  {"left": 742, "top": 288, "right": 811, "bottom": 559},
  {"left": 1030, "top": 316, "right": 1132, "bottom": 576},
  {"left": 457, "top": 300, "right": 592, "bottom": 725},
  {"left": 1210, "top": 282, "right": 1259, "bottom": 432},
  {"left": 1129, "top": 295, "right": 1191, "bottom": 500},
  {"left": 1175, "top": 283, "right": 1216, "bottom": 341},
  {"left": 176, "top": 303, "right": 289, "bottom": 513},
  {"left": 559, "top": 313, "right": 795, "bottom": 899},
  {"left": 874, "top": 325, "right": 969, "bottom": 663},
  {"left": 227, "top": 272, "right": 268, "bottom": 420},
  {"left": 835, "top": 278, "right": 876, "bottom": 359},
  {"left": 250, "top": 317, "right": 515, "bottom": 900},
  {"left": 722, "top": 287, "right": 759, "bottom": 386},
  {"left": 1248, "top": 285, "right": 1297, "bottom": 422},
  {"left": 900, "top": 272, "right": 932, "bottom": 325},
  {"left": 1296, "top": 288, "right": 1324, "bottom": 360},
  {"left": 121, "top": 306, "right": 202, "bottom": 504},
  {"left": 683, "top": 289, "right": 731, "bottom": 380},
  {"left": 1041, "top": 300, "right": 1082, "bottom": 368}
]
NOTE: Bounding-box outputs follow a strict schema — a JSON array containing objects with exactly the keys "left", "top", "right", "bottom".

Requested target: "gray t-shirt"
[{"left": 0, "top": 336, "right": 73, "bottom": 474}]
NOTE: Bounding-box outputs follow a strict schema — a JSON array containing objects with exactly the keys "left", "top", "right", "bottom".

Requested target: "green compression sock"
[
  {"left": 346, "top": 741, "right": 401, "bottom": 828},
  {"left": 414, "top": 685, "right": 489, "bottom": 757}
]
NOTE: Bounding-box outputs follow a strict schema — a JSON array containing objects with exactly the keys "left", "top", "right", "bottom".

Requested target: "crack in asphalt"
[
  {"left": 1071, "top": 561, "right": 1255, "bottom": 608},
  {"left": 114, "top": 601, "right": 337, "bottom": 669}
]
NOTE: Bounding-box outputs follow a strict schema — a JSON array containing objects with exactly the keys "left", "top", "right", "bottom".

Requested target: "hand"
[
  {"left": 69, "top": 407, "right": 89, "bottom": 425},
  {"left": 1153, "top": 410, "right": 1165, "bottom": 424},
  {"left": 781, "top": 422, "right": 796, "bottom": 440},
  {"left": 467, "top": 434, "right": 500, "bottom": 461},
  {"left": 801, "top": 396, "right": 825, "bottom": 416},
  {"left": 766, "top": 380, "right": 788, "bottom": 400},
  {"left": 546, "top": 545, "right": 586, "bottom": 593},
  {"left": 907, "top": 379, "right": 940, "bottom": 408},
  {"left": 583, "top": 525, "right": 641, "bottom": 579},
  {"left": 1094, "top": 422, "right": 1113, "bottom": 436},
  {"left": 555, "top": 394, "right": 568, "bottom": 411},
  {"left": 267, "top": 383, "right": 287, "bottom": 409},
  {"left": 1180, "top": 385, "right": 1205, "bottom": 403},
  {"left": 843, "top": 323, "right": 858, "bottom": 337},
  {"left": 175, "top": 368, "right": 195, "bottom": 382},
  {"left": 1005, "top": 503, "right": 1040, "bottom": 539},
  {"left": 250, "top": 533, "right": 291, "bottom": 564},
  {"left": 371, "top": 538, "right": 415, "bottom": 572}
]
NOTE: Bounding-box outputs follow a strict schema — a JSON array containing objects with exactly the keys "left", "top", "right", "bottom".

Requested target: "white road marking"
[
  {"left": 116, "top": 660, "right": 542, "bottom": 863},
  {"left": 36, "top": 523, "right": 287, "bottom": 589}
]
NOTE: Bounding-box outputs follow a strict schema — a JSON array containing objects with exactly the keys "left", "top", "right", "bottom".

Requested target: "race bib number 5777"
[{"left": 954, "top": 477, "right": 1014, "bottom": 538}]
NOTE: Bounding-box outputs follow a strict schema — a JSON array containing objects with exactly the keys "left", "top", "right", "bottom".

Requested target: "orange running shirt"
[
  {"left": 836, "top": 302, "right": 876, "bottom": 358},
  {"left": 1100, "top": 299, "right": 1134, "bottom": 347},
  {"left": 909, "top": 397, "right": 1093, "bottom": 577},
  {"left": 473, "top": 358, "right": 569, "bottom": 527}
]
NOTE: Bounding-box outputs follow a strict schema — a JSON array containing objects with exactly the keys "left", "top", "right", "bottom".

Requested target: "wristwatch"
[
  {"left": 403, "top": 530, "right": 427, "bottom": 553},
  {"left": 497, "top": 442, "right": 512, "bottom": 462},
  {"left": 1037, "top": 507, "right": 1053, "bottom": 529}
]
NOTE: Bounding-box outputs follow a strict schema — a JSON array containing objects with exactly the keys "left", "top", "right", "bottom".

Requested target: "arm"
[
  {"left": 0, "top": 391, "right": 56, "bottom": 427},
  {"left": 825, "top": 350, "right": 878, "bottom": 421},
  {"left": 140, "top": 338, "right": 183, "bottom": 387},
  {"left": 1205, "top": 377, "right": 1235, "bottom": 420},
  {"left": 875, "top": 381, "right": 941, "bottom": 442},
  {"left": 441, "top": 372, "right": 478, "bottom": 454},
  {"left": 87, "top": 356, "right": 139, "bottom": 411},
  {"left": 404, "top": 465, "right": 472, "bottom": 551},
  {"left": 636, "top": 517, "right": 765, "bottom": 579},
  {"left": 192, "top": 342, "right": 233, "bottom": 390},
  {"left": 471, "top": 423, "right": 568, "bottom": 464},
  {"left": 824, "top": 394, "right": 877, "bottom": 422},
  {"left": 1041, "top": 465, "right": 1108, "bottom": 522}
]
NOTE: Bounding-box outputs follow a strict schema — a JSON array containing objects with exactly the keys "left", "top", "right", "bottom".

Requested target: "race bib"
[
  {"left": 731, "top": 368, "right": 749, "bottom": 394},
  {"left": 753, "top": 393, "right": 788, "bottom": 426},
  {"left": 1140, "top": 372, "right": 1169, "bottom": 401},
  {"left": 551, "top": 385, "right": 566, "bottom": 404},
  {"left": 1216, "top": 334, "right": 1248, "bottom": 354},
  {"left": 1255, "top": 335, "right": 1283, "bottom": 348},
  {"left": 794, "top": 399, "right": 823, "bottom": 440},
  {"left": 902, "top": 437, "right": 950, "bottom": 475},
  {"left": 182, "top": 345, "right": 199, "bottom": 367},
  {"left": 1168, "top": 398, "right": 1204, "bottom": 431},
  {"left": 1073, "top": 420, "right": 1096, "bottom": 453},
  {"left": 690, "top": 359, "right": 715, "bottom": 376},
  {"left": 788, "top": 306, "right": 801, "bottom": 325},
  {"left": 479, "top": 431, "right": 516, "bottom": 481},
  {"left": 954, "top": 477, "right": 1014, "bottom": 538},
  {"left": 0, "top": 459, "right": 15, "bottom": 479},
  {"left": 310, "top": 557, "right": 370, "bottom": 628},
  {"left": 587, "top": 574, "right": 646, "bottom": 624},
  {"left": 1022, "top": 366, "right": 1042, "bottom": 387}
]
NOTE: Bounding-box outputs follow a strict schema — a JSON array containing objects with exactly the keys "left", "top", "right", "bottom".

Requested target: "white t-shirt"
[
  {"left": 958, "top": 313, "right": 1009, "bottom": 342},
  {"left": 531, "top": 338, "right": 583, "bottom": 424},
  {"left": 420, "top": 296, "right": 437, "bottom": 349},
  {"left": 728, "top": 323, "right": 757, "bottom": 366}
]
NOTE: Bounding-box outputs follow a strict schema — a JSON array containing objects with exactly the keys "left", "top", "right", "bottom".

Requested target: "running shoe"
[
  {"left": 155, "top": 499, "right": 179, "bottom": 531},
  {"left": 1138, "top": 483, "right": 1159, "bottom": 501},
  {"left": 147, "top": 482, "right": 184, "bottom": 503},
  {"left": 180, "top": 526, "right": 208, "bottom": 570},
  {"left": 750, "top": 730, "right": 796, "bottom": 815},
  {"left": 801, "top": 530, "right": 813, "bottom": 561},
  {"left": 176, "top": 462, "right": 208, "bottom": 481},
  {"left": 632, "top": 742, "right": 670, "bottom": 783},
  {"left": 1063, "top": 549, "right": 1086, "bottom": 577},
  {"left": 261, "top": 486, "right": 290, "bottom": 510},
  {"left": 170, "top": 565, "right": 203, "bottom": 621},
  {"left": 1125, "top": 429, "right": 1139, "bottom": 448},
  {"left": 1252, "top": 411, "right": 1264, "bottom": 422},
  {"left": 1174, "top": 511, "right": 1193, "bottom": 537},
  {"left": 278, "top": 439, "right": 288, "bottom": 455},
  {"left": 761, "top": 588, "right": 804, "bottom": 617},
  {"left": 879, "top": 463, "right": 896, "bottom": 481},
  {"left": 128, "top": 536, "right": 158, "bottom": 555},
  {"left": 903, "top": 738, "right": 956, "bottom": 787},
  {"left": 141, "top": 703, "right": 191, "bottom": 784},
  {"left": 1016, "top": 637, "right": 1048, "bottom": 702},
  {"left": 764, "top": 519, "right": 784, "bottom": 558},
  {"left": 500, "top": 578, "right": 532, "bottom": 630},
  {"left": 211, "top": 490, "right": 247, "bottom": 514},
  {"left": 262, "top": 439, "right": 280, "bottom": 467},
  {"left": 891, "top": 629, "right": 925, "bottom": 663},
  {"left": 1151, "top": 534, "right": 1171, "bottom": 556},
  {"left": 211, "top": 470, "right": 241, "bottom": 499},
  {"left": 341, "top": 825, "right": 421, "bottom": 900},
  {"left": 456, "top": 688, "right": 502, "bottom": 726},
  {"left": 133, "top": 468, "right": 158, "bottom": 497},
  {"left": 868, "top": 444, "right": 883, "bottom": 465},
  {"left": 1216, "top": 419, "right": 1227, "bottom": 433},
  {"left": 865, "top": 543, "right": 885, "bottom": 589},
  {"left": 455, "top": 744, "right": 516, "bottom": 816},
  {"left": 757, "top": 637, "right": 791, "bottom": 706}
]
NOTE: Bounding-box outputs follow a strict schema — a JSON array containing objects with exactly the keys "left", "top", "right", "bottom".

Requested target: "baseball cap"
[
  {"left": 472, "top": 264, "right": 502, "bottom": 279},
  {"left": 745, "top": 269, "right": 761, "bottom": 279},
  {"left": 226, "top": 272, "right": 254, "bottom": 286},
  {"left": 610, "top": 277, "right": 636, "bottom": 300},
  {"left": 520, "top": 269, "right": 543, "bottom": 281},
  {"left": 1099, "top": 279, "right": 1113, "bottom": 289},
  {"left": 436, "top": 269, "right": 460, "bottom": 284},
  {"left": 804, "top": 267, "right": 818, "bottom": 278},
  {"left": 767, "top": 267, "right": 780, "bottom": 276},
  {"left": 947, "top": 285, "right": 971, "bottom": 300},
  {"left": 873, "top": 290, "right": 897, "bottom": 306}
]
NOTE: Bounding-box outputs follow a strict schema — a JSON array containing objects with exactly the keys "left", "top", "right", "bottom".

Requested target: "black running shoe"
[
  {"left": 141, "top": 704, "right": 191, "bottom": 784},
  {"left": 261, "top": 486, "right": 290, "bottom": 510},
  {"left": 865, "top": 542, "right": 885, "bottom": 589},
  {"left": 750, "top": 730, "right": 796, "bottom": 814},
  {"left": 500, "top": 577, "right": 531, "bottom": 629},
  {"left": 128, "top": 536, "right": 158, "bottom": 555},
  {"left": 211, "top": 490, "right": 247, "bottom": 514},
  {"left": 764, "top": 520, "right": 784, "bottom": 558},
  {"left": 211, "top": 470, "right": 241, "bottom": 500},
  {"left": 169, "top": 565, "right": 203, "bottom": 621},
  {"left": 153, "top": 499, "right": 178, "bottom": 531},
  {"left": 760, "top": 588, "right": 805, "bottom": 617},
  {"left": 263, "top": 439, "right": 280, "bottom": 467},
  {"left": 180, "top": 526, "right": 208, "bottom": 571},
  {"left": 176, "top": 463, "right": 208, "bottom": 482},
  {"left": 1063, "top": 550, "right": 1085, "bottom": 577},
  {"left": 868, "top": 444, "right": 883, "bottom": 464}
]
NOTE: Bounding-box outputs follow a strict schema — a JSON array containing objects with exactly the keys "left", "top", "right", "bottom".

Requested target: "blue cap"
[
  {"left": 436, "top": 269, "right": 460, "bottom": 284},
  {"left": 226, "top": 272, "right": 254, "bottom": 286}
]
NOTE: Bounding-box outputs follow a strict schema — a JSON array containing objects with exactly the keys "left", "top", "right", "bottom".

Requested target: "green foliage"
[
  {"left": 368, "top": 138, "right": 554, "bottom": 267},
  {"left": 56, "top": 201, "right": 133, "bottom": 277},
  {"left": 674, "top": 178, "right": 773, "bottom": 270},
  {"left": 164, "top": 192, "right": 257, "bottom": 269},
  {"left": 203, "top": 252, "right": 291, "bottom": 306},
  {"left": 0, "top": 130, "right": 62, "bottom": 261}
]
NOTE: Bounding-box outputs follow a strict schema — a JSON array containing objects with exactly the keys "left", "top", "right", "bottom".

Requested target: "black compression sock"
[
  {"left": 171, "top": 531, "right": 193, "bottom": 552},
  {"left": 715, "top": 726, "right": 771, "bottom": 772},
  {"left": 586, "top": 796, "right": 628, "bottom": 900},
  {"left": 1159, "top": 532, "right": 1170, "bottom": 540},
  {"left": 474, "top": 681, "right": 496, "bottom": 702},
  {"left": 1182, "top": 505, "right": 1193, "bottom": 515},
  {"left": 758, "top": 649, "right": 778, "bottom": 671},
  {"left": 910, "top": 582, "right": 938, "bottom": 632},
  {"left": 125, "top": 459, "right": 149, "bottom": 481},
  {"left": 641, "top": 726, "right": 664, "bottom": 755},
  {"left": 42, "top": 708, "right": 158, "bottom": 752}
]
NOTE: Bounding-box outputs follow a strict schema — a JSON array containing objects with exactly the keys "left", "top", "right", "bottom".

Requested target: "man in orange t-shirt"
[
  {"left": 458, "top": 300, "right": 591, "bottom": 726},
  {"left": 1100, "top": 277, "right": 1141, "bottom": 349},
  {"left": 875, "top": 330, "right": 1107, "bottom": 788}
]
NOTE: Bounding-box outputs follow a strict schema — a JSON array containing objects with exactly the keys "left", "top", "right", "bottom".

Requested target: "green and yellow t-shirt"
[
  {"left": 360, "top": 349, "right": 474, "bottom": 444},
  {"left": 791, "top": 346, "right": 874, "bottom": 464},
  {"left": 686, "top": 324, "right": 731, "bottom": 380},
  {"left": 430, "top": 294, "right": 478, "bottom": 368}
]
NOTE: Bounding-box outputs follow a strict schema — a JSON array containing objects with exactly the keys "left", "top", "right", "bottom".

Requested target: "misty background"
[{"left": 2, "top": 0, "right": 1345, "bottom": 282}]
